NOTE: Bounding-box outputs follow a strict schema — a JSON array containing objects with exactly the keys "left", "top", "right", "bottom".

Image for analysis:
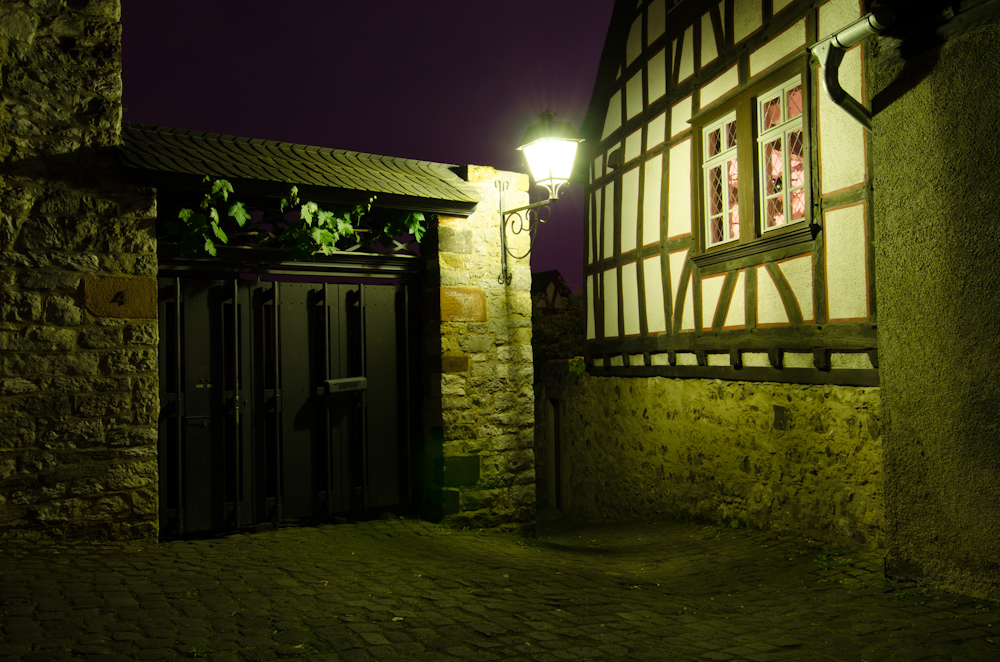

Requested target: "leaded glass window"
[
  {"left": 702, "top": 111, "right": 740, "bottom": 247},
  {"left": 757, "top": 77, "right": 806, "bottom": 233}
]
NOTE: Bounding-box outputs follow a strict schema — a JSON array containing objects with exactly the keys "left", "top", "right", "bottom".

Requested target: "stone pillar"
[
  {"left": 423, "top": 166, "right": 535, "bottom": 532},
  {"left": 872, "top": 20, "right": 1000, "bottom": 597},
  {"left": 0, "top": 1, "right": 159, "bottom": 540}
]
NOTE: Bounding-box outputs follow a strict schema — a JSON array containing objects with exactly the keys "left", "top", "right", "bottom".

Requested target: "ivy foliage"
[{"left": 165, "top": 177, "right": 428, "bottom": 259}]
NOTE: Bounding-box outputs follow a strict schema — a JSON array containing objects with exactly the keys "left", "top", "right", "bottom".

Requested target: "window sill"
[{"left": 692, "top": 223, "right": 820, "bottom": 270}]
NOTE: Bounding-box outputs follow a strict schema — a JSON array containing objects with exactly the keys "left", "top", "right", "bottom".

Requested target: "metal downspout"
[{"left": 809, "top": 9, "right": 895, "bottom": 131}]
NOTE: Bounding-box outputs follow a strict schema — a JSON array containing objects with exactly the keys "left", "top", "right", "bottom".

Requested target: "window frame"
[{"left": 691, "top": 57, "right": 816, "bottom": 270}]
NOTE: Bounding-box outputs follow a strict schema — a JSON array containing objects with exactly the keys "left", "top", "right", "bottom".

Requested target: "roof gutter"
[{"left": 809, "top": 8, "right": 894, "bottom": 131}]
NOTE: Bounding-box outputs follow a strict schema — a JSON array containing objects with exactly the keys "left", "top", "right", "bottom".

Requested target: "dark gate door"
[{"left": 158, "top": 277, "right": 413, "bottom": 536}]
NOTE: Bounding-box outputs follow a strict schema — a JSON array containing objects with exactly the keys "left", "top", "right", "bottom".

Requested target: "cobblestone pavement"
[{"left": 1, "top": 518, "right": 998, "bottom": 661}]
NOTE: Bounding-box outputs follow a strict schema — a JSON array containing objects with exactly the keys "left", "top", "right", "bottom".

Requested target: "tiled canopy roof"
[{"left": 119, "top": 123, "right": 480, "bottom": 213}]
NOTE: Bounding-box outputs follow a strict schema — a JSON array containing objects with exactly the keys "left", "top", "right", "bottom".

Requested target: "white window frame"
[
  {"left": 702, "top": 111, "right": 740, "bottom": 248},
  {"left": 757, "top": 76, "right": 806, "bottom": 234}
]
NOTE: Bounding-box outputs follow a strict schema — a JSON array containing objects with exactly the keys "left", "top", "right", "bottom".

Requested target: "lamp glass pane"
[{"left": 522, "top": 138, "right": 579, "bottom": 191}]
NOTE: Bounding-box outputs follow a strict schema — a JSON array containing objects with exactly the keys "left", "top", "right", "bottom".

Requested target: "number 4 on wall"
[{"left": 111, "top": 290, "right": 126, "bottom": 306}]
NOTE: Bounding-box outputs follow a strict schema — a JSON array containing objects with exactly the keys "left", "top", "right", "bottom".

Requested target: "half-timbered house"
[{"left": 538, "top": 0, "right": 1000, "bottom": 598}]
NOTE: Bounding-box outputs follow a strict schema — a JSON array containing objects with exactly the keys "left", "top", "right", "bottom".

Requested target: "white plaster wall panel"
[
  {"left": 651, "top": 353, "right": 670, "bottom": 366},
  {"left": 749, "top": 19, "right": 806, "bottom": 77},
  {"left": 681, "top": 273, "right": 695, "bottom": 331},
  {"left": 647, "top": 0, "right": 666, "bottom": 44},
  {"left": 824, "top": 203, "right": 869, "bottom": 321},
  {"left": 593, "top": 357, "right": 605, "bottom": 366},
  {"left": 629, "top": 354, "right": 645, "bottom": 366},
  {"left": 668, "top": 248, "right": 688, "bottom": 308},
  {"left": 700, "top": 64, "right": 739, "bottom": 107},
  {"left": 642, "top": 154, "right": 663, "bottom": 246},
  {"left": 587, "top": 275, "right": 596, "bottom": 339},
  {"left": 626, "top": 72, "right": 643, "bottom": 120},
  {"left": 594, "top": 154, "right": 604, "bottom": 181},
  {"left": 647, "top": 112, "right": 667, "bottom": 151},
  {"left": 743, "top": 352, "right": 770, "bottom": 367},
  {"left": 626, "top": 15, "right": 643, "bottom": 65},
  {"left": 593, "top": 187, "right": 602, "bottom": 261},
  {"left": 603, "top": 267, "right": 619, "bottom": 338},
  {"left": 701, "top": 12, "right": 718, "bottom": 66},
  {"left": 818, "top": 45, "right": 865, "bottom": 194},
  {"left": 643, "top": 256, "right": 667, "bottom": 333},
  {"left": 819, "top": 0, "right": 861, "bottom": 37},
  {"left": 667, "top": 138, "right": 692, "bottom": 237},
  {"left": 778, "top": 254, "right": 815, "bottom": 322},
  {"left": 676, "top": 352, "right": 698, "bottom": 365},
  {"left": 648, "top": 48, "right": 667, "bottom": 104},
  {"left": 724, "top": 269, "right": 746, "bottom": 328},
  {"left": 602, "top": 89, "right": 622, "bottom": 140},
  {"left": 677, "top": 25, "right": 695, "bottom": 82},
  {"left": 671, "top": 95, "right": 693, "bottom": 137},
  {"left": 622, "top": 261, "right": 641, "bottom": 336},
  {"left": 784, "top": 352, "right": 813, "bottom": 368},
  {"left": 733, "top": 0, "right": 763, "bottom": 44},
  {"left": 610, "top": 355, "right": 625, "bottom": 366},
  {"left": 708, "top": 353, "right": 731, "bottom": 366},
  {"left": 757, "top": 265, "right": 790, "bottom": 325},
  {"left": 621, "top": 167, "right": 640, "bottom": 253},
  {"left": 773, "top": 0, "right": 795, "bottom": 13},
  {"left": 701, "top": 273, "right": 726, "bottom": 330},
  {"left": 625, "top": 128, "right": 643, "bottom": 163},
  {"left": 831, "top": 352, "right": 874, "bottom": 369},
  {"left": 603, "top": 183, "right": 615, "bottom": 259}
]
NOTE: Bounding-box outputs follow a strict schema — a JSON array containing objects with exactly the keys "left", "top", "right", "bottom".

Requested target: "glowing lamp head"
[{"left": 518, "top": 111, "right": 582, "bottom": 200}]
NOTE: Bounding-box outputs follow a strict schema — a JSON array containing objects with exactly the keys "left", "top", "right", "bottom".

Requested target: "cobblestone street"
[{"left": 1, "top": 519, "right": 997, "bottom": 661}]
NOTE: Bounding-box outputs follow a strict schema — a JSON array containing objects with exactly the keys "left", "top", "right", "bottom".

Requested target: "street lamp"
[{"left": 498, "top": 111, "right": 582, "bottom": 284}]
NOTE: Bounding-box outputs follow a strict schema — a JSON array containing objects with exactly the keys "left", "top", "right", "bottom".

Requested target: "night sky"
[{"left": 120, "top": 1, "right": 616, "bottom": 292}]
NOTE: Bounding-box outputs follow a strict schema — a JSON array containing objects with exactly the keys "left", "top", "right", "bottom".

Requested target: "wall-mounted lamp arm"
[{"left": 497, "top": 180, "right": 554, "bottom": 285}]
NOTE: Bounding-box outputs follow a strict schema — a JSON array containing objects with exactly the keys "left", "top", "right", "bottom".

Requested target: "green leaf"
[
  {"left": 178, "top": 208, "right": 194, "bottom": 222},
  {"left": 211, "top": 178, "right": 234, "bottom": 201},
  {"left": 228, "top": 201, "right": 251, "bottom": 226},
  {"left": 209, "top": 207, "right": 220, "bottom": 224},
  {"left": 300, "top": 201, "right": 318, "bottom": 225},
  {"left": 203, "top": 237, "right": 217, "bottom": 256},
  {"left": 212, "top": 223, "right": 228, "bottom": 243},
  {"left": 316, "top": 209, "right": 334, "bottom": 227}
]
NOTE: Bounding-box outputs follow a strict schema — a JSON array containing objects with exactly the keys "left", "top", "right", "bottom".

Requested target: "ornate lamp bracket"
[{"left": 497, "top": 179, "right": 565, "bottom": 285}]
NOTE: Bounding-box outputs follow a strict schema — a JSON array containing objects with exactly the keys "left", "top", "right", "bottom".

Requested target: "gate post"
[{"left": 422, "top": 166, "right": 535, "bottom": 533}]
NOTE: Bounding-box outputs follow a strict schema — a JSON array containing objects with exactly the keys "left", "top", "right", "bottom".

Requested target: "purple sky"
[{"left": 121, "top": 1, "right": 615, "bottom": 292}]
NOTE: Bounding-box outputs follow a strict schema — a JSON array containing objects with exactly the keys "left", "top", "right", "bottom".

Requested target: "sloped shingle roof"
[{"left": 119, "top": 123, "right": 479, "bottom": 214}]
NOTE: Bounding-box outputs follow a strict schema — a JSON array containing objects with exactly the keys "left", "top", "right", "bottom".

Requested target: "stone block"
[
  {"left": 45, "top": 294, "right": 82, "bottom": 325},
  {"left": 441, "top": 355, "right": 469, "bottom": 373},
  {"left": 439, "top": 226, "right": 473, "bottom": 254},
  {"left": 458, "top": 334, "right": 493, "bottom": 353},
  {"left": 122, "top": 323, "right": 157, "bottom": 346},
  {"left": 77, "top": 326, "right": 123, "bottom": 349},
  {"left": 440, "top": 287, "right": 487, "bottom": 322},
  {"left": 0, "top": 9, "right": 39, "bottom": 43},
  {"left": 0, "top": 416, "right": 36, "bottom": 448},
  {"left": 18, "top": 271, "right": 82, "bottom": 291},
  {"left": 442, "top": 395, "right": 471, "bottom": 411},
  {"left": 441, "top": 373, "right": 466, "bottom": 396},
  {"left": 2, "top": 291, "right": 43, "bottom": 323},
  {"left": 83, "top": 276, "right": 157, "bottom": 319},
  {"left": 101, "top": 349, "right": 156, "bottom": 374}
]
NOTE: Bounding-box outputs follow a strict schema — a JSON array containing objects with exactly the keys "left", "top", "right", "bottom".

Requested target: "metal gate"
[{"left": 157, "top": 277, "right": 415, "bottom": 536}]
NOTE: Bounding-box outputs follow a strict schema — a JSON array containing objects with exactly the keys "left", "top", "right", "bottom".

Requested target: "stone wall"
[
  {"left": 538, "top": 368, "right": 884, "bottom": 549},
  {"left": 422, "top": 166, "right": 536, "bottom": 533},
  {"left": 872, "top": 10, "right": 1000, "bottom": 598},
  {"left": 0, "top": 0, "right": 159, "bottom": 540}
]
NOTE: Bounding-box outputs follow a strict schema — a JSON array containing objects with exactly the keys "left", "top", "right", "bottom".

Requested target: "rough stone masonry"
[{"left": 0, "top": 0, "right": 159, "bottom": 540}]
